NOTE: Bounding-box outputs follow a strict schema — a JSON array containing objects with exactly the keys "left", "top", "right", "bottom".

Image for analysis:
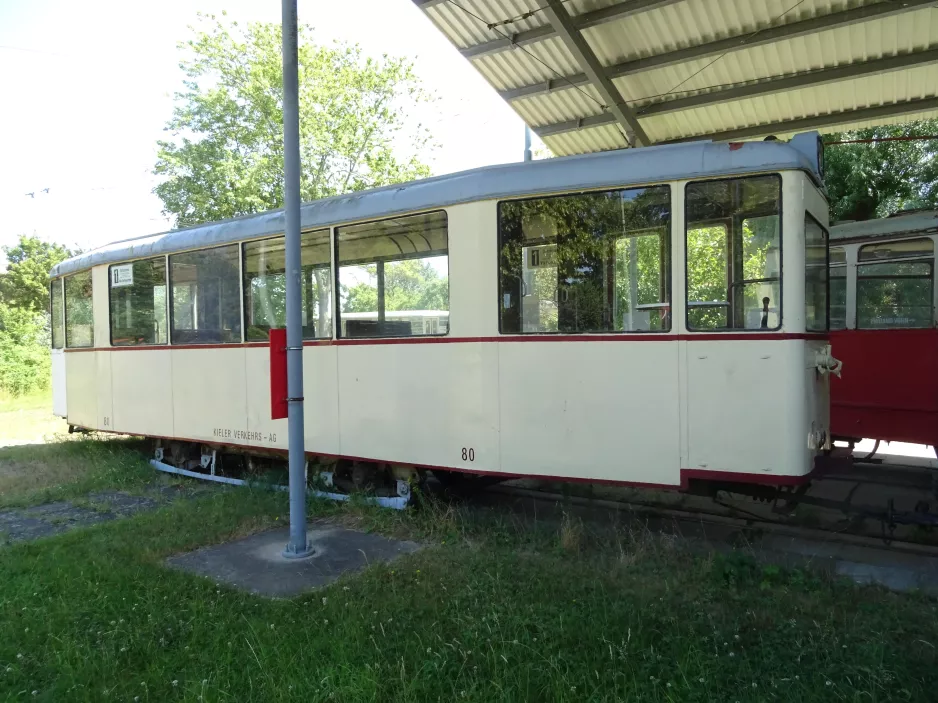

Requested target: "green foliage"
[
  {"left": 154, "top": 13, "right": 435, "bottom": 228},
  {"left": 0, "top": 303, "right": 51, "bottom": 396},
  {"left": 0, "top": 235, "right": 73, "bottom": 314},
  {"left": 342, "top": 259, "right": 448, "bottom": 313},
  {"left": 823, "top": 120, "right": 938, "bottom": 222}
]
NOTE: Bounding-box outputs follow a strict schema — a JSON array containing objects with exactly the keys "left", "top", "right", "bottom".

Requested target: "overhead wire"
[
  {"left": 444, "top": 0, "right": 610, "bottom": 112},
  {"left": 443, "top": 0, "right": 838, "bottom": 138}
]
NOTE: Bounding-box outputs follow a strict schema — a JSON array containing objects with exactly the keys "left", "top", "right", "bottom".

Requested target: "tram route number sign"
[{"left": 111, "top": 264, "right": 134, "bottom": 287}]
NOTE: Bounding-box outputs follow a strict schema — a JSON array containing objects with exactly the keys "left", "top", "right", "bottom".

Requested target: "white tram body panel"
[{"left": 50, "top": 135, "right": 832, "bottom": 489}]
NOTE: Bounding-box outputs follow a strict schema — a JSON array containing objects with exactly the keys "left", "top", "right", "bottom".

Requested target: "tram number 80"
[{"left": 461, "top": 447, "right": 475, "bottom": 462}]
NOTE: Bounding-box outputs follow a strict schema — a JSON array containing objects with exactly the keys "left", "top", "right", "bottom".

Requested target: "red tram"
[{"left": 829, "top": 210, "right": 938, "bottom": 450}]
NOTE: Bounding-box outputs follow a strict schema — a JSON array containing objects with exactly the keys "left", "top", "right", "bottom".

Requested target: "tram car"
[
  {"left": 49, "top": 132, "right": 838, "bottom": 498},
  {"left": 829, "top": 210, "right": 938, "bottom": 450}
]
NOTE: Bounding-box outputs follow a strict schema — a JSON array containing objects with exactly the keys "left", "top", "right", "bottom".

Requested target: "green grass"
[
  {"left": 0, "top": 437, "right": 154, "bottom": 509},
  {"left": 0, "top": 389, "right": 68, "bottom": 447},
  {"left": 0, "top": 480, "right": 936, "bottom": 702}
]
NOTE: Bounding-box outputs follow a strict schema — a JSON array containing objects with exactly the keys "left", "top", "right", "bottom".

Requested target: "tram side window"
[
  {"left": 685, "top": 175, "right": 781, "bottom": 330},
  {"left": 804, "top": 214, "right": 828, "bottom": 332},
  {"left": 857, "top": 238, "right": 934, "bottom": 329},
  {"left": 498, "top": 185, "right": 671, "bottom": 334},
  {"left": 243, "top": 229, "right": 332, "bottom": 341},
  {"left": 336, "top": 211, "right": 448, "bottom": 338},
  {"left": 64, "top": 271, "right": 94, "bottom": 348},
  {"left": 50, "top": 279, "right": 64, "bottom": 349},
  {"left": 169, "top": 245, "right": 242, "bottom": 344},
  {"left": 109, "top": 258, "right": 168, "bottom": 346},
  {"left": 829, "top": 246, "right": 847, "bottom": 330}
]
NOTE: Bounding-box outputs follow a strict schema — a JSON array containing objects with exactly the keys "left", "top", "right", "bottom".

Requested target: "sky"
[{"left": 0, "top": 0, "right": 542, "bottom": 259}]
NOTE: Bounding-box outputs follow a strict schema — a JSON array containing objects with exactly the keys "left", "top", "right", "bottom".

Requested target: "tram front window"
[
  {"left": 829, "top": 246, "right": 847, "bottom": 330},
  {"left": 685, "top": 176, "right": 782, "bottom": 331},
  {"left": 499, "top": 185, "right": 672, "bottom": 334},
  {"left": 857, "top": 238, "right": 934, "bottom": 329}
]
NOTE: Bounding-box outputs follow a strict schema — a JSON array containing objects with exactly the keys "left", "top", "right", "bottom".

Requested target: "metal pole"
[
  {"left": 524, "top": 125, "right": 533, "bottom": 162},
  {"left": 281, "top": 0, "right": 311, "bottom": 559}
]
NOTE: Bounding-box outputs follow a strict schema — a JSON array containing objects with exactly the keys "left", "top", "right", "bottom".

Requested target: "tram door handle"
[{"left": 760, "top": 296, "right": 770, "bottom": 329}]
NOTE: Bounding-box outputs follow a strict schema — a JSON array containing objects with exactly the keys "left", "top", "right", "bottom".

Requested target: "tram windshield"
[
  {"left": 685, "top": 175, "right": 781, "bottom": 330},
  {"left": 857, "top": 238, "right": 934, "bottom": 328}
]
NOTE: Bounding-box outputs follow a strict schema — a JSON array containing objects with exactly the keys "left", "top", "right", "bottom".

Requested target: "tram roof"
[
  {"left": 412, "top": 0, "right": 938, "bottom": 155},
  {"left": 831, "top": 209, "right": 938, "bottom": 241},
  {"left": 52, "top": 133, "right": 820, "bottom": 278}
]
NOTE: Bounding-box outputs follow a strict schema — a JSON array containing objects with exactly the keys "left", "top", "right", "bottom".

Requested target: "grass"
[
  {"left": 0, "top": 390, "right": 68, "bottom": 447},
  {"left": 0, "top": 437, "right": 154, "bottom": 509},
  {"left": 0, "top": 470, "right": 936, "bottom": 702}
]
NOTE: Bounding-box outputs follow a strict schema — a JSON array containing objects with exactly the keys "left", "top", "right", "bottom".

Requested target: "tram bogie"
[{"left": 49, "top": 132, "right": 832, "bottom": 496}]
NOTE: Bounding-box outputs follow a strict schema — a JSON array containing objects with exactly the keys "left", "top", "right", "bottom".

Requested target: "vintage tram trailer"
[
  {"left": 49, "top": 133, "right": 836, "bottom": 497},
  {"left": 829, "top": 210, "right": 938, "bottom": 450}
]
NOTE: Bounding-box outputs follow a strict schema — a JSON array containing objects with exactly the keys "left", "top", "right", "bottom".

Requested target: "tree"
[
  {"left": 0, "top": 303, "right": 51, "bottom": 396},
  {"left": 823, "top": 120, "right": 938, "bottom": 222},
  {"left": 0, "top": 235, "right": 73, "bottom": 314},
  {"left": 342, "top": 259, "right": 448, "bottom": 313},
  {"left": 154, "top": 14, "right": 435, "bottom": 228}
]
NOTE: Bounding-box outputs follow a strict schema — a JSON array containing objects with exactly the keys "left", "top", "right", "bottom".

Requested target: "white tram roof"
[
  {"left": 830, "top": 210, "right": 938, "bottom": 242},
  {"left": 52, "top": 132, "right": 821, "bottom": 278}
]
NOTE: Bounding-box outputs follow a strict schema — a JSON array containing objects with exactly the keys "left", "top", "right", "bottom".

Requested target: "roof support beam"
[
  {"left": 541, "top": 0, "right": 650, "bottom": 146},
  {"left": 534, "top": 48, "right": 938, "bottom": 138},
  {"left": 671, "top": 97, "right": 938, "bottom": 143},
  {"left": 500, "top": 0, "right": 936, "bottom": 102},
  {"left": 458, "top": 0, "right": 684, "bottom": 59}
]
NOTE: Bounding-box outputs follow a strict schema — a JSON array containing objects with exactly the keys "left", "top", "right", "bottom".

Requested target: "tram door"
[{"left": 683, "top": 176, "right": 789, "bottom": 475}]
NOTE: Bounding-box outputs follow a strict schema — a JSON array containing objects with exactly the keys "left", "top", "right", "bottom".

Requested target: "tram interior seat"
[
  {"left": 170, "top": 328, "right": 231, "bottom": 344},
  {"left": 345, "top": 319, "right": 413, "bottom": 338}
]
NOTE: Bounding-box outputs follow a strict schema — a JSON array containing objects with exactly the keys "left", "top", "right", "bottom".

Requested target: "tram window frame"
[
  {"left": 242, "top": 229, "right": 333, "bottom": 341},
  {"left": 168, "top": 244, "right": 243, "bottom": 345},
  {"left": 496, "top": 184, "right": 673, "bottom": 335},
  {"left": 50, "top": 278, "right": 64, "bottom": 349},
  {"left": 684, "top": 174, "right": 783, "bottom": 332},
  {"left": 829, "top": 245, "right": 847, "bottom": 330},
  {"left": 64, "top": 270, "right": 94, "bottom": 348},
  {"left": 334, "top": 210, "right": 450, "bottom": 339},
  {"left": 804, "top": 213, "right": 829, "bottom": 332},
  {"left": 108, "top": 257, "right": 169, "bottom": 347},
  {"left": 856, "top": 237, "right": 934, "bottom": 329}
]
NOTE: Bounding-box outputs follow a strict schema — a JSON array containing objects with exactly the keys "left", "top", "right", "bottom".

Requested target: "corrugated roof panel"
[{"left": 419, "top": 0, "right": 938, "bottom": 152}]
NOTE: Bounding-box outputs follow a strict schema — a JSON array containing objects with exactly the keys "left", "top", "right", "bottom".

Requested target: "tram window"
[
  {"left": 498, "top": 185, "right": 671, "bottom": 334},
  {"left": 336, "top": 211, "right": 448, "bottom": 338},
  {"left": 829, "top": 246, "right": 847, "bottom": 330},
  {"left": 64, "top": 271, "right": 94, "bottom": 348},
  {"left": 857, "top": 238, "right": 933, "bottom": 329},
  {"left": 243, "top": 229, "right": 332, "bottom": 341},
  {"left": 169, "top": 245, "right": 242, "bottom": 344},
  {"left": 109, "top": 258, "right": 168, "bottom": 346},
  {"left": 50, "top": 279, "right": 64, "bottom": 349},
  {"left": 685, "top": 176, "right": 781, "bottom": 331},
  {"left": 804, "top": 214, "right": 828, "bottom": 332}
]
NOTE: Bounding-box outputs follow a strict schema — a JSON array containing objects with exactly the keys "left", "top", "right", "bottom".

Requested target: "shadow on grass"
[{"left": 0, "top": 436, "right": 155, "bottom": 509}]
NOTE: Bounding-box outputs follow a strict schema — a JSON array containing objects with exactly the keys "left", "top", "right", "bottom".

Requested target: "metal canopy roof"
[{"left": 413, "top": 0, "right": 938, "bottom": 156}]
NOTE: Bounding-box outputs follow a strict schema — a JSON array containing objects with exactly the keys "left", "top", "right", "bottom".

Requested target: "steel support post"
[{"left": 281, "top": 0, "right": 312, "bottom": 559}]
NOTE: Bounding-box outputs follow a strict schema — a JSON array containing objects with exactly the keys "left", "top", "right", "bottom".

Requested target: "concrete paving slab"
[{"left": 166, "top": 526, "right": 421, "bottom": 598}]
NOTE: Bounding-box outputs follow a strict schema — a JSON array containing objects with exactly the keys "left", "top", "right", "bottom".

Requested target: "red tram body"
[{"left": 829, "top": 211, "right": 938, "bottom": 448}]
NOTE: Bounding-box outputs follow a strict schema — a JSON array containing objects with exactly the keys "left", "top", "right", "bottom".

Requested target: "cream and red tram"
[
  {"left": 829, "top": 210, "right": 938, "bottom": 449},
  {"left": 49, "top": 132, "right": 834, "bottom": 495}
]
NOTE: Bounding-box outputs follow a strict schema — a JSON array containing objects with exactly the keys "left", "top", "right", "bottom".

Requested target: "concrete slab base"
[{"left": 167, "top": 526, "right": 420, "bottom": 598}]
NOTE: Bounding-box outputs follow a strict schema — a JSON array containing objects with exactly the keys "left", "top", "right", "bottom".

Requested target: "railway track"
[{"left": 477, "top": 469, "right": 938, "bottom": 559}]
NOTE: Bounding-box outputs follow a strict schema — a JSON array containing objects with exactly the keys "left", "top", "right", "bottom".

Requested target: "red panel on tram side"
[
  {"left": 830, "top": 328, "right": 938, "bottom": 446},
  {"left": 269, "top": 328, "right": 288, "bottom": 420}
]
